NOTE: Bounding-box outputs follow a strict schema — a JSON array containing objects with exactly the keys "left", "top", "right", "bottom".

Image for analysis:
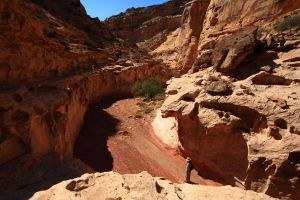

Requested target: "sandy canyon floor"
[{"left": 74, "top": 98, "right": 218, "bottom": 185}]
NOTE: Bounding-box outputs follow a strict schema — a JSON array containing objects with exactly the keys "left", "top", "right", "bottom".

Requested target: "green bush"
[
  {"left": 140, "top": 103, "right": 153, "bottom": 113},
  {"left": 257, "top": 28, "right": 271, "bottom": 38},
  {"left": 275, "top": 14, "right": 300, "bottom": 31},
  {"left": 134, "top": 111, "right": 143, "bottom": 118},
  {"left": 131, "top": 77, "right": 165, "bottom": 100},
  {"left": 171, "top": 71, "right": 179, "bottom": 77}
]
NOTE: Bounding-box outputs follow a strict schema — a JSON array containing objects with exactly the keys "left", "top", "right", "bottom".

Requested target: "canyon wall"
[
  {"left": 0, "top": 63, "right": 169, "bottom": 166},
  {"left": 105, "top": 0, "right": 189, "bottom": 44},
  {"left": 150, "top": 0, "right": 300, "bottom": 199},
  {"left": 0, "top": 0, "right": 170, "bottom": 167},
  {"left": 106, "top": 0, "right": 300, "bottom": 73}
]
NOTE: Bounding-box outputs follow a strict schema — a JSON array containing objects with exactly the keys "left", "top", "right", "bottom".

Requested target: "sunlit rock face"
[
  {"left": 105, "top": 0, "right": 189, "bottom": 44},
  {"left": 29, "top": 171, "right": 276, "bottom": 200},
  {"left": 107, "top": 0, "right": 300, "bottom": 74},
  {"left": 154, "top": 56, "right": 300, "bottom": 198}
]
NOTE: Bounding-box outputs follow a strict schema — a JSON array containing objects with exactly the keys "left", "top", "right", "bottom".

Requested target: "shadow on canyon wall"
[{"left": 74, "top": 99, "right": 121, "bottom": 172}]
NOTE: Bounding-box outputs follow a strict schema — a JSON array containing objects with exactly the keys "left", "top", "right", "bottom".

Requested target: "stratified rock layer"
[
  {"left": 105, "top": 1, "right": 188, "bottom": 44},
  {"left": 29, "top": 171, "right": 276, "bottom": 200}
]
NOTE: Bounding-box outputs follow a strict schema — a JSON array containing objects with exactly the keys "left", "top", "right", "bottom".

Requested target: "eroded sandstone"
[
  {"left": 154, "top": 55, "right": 300, "bottom": 199},
  {"left": 29, "top": 171, "right": 276, "bottom": 200}
]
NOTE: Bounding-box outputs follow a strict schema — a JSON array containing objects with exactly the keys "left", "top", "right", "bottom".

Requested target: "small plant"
[
  {"left": 104, "top": 35, "right": 112, "bottom": 41},
  {"left": 171, "top": 71, "right": 179, "bottom": 77},
  {"left": 134, "top": 111, "right": 143, "bottom": 118},
  {"left": 152, "top": 93, "right": 165, "bottom": 101},
  {"left": 131, "top": 77, "right": 165, "bottom": 100},
  {"left": 140, "top": 103, "right": 153, "bottom": 113},
  {"left": 257, "top": 28, "right": 271, "bottom": 38},
  {"left": 274, "top": 14, "right": 300, "bottom": 32}
]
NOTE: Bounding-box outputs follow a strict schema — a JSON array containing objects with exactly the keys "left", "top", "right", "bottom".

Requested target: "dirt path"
[{"left": 74, "top": 98, "right": 207, "bottom": 185}]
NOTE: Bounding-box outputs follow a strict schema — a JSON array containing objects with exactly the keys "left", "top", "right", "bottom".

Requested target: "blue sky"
[{"left": 80, "top": 0, "right": 169, "bottom": 21}]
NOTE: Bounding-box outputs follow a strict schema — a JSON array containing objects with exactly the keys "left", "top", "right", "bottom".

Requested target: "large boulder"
[{"left": 211, "top": 27, "right": 257, "bottom": 72}]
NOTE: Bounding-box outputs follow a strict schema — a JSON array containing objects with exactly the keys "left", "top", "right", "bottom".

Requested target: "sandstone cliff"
[
  {"left": 105, "top": 0, "right": 189, "bottom": 44},
  {"left": 152, "top": 17, "right": 300, "bottom": 200},
  {"left": 0, "top": 0, "right": 170, "bottom": 193},
  {"left": 106, "top": 0, "right": 300, "bottom": 74}
]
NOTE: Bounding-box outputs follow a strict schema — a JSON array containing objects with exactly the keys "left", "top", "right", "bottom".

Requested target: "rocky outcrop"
[
  {"left": 196, "top": 0, "right": 300, "bottom": 73},
  {"left": 152, "top": 0, "right": 211, "bottom": 73},
  {"left": 28, "top": 171, "right": 276, "bottom": 200},
  {"left": 153, "top": 35, "right": 300, "bottom": 198},
  {"left": 211, "top": 27, "right": 257, "bottom": 72}
]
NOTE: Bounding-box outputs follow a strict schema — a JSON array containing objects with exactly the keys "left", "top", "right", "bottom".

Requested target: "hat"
[{"left": 186, "top": 157, "right": 191, "bottom": 161}]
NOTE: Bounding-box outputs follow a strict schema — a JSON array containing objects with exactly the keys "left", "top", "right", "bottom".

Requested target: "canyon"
[{"left": 1, "top": 0, "right": 300, "bottom": 199}]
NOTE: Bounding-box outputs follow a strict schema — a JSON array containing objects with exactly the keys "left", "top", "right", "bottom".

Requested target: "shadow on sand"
[{"left": 74, "top": 99, "right": 121, "bottom": 172}]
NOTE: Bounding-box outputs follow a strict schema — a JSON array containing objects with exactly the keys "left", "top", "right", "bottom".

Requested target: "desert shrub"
[
  {"left": 134, "top": 111, "right": 143, "bottom": 118},
  {"left": 152, "top": 93, "right": 165, "bottom": 101},
  {"left": 140, "top": 103, "right": 153, "bottom": 113},
  {"left": 104, "top": 35, "right": 112, "bottom": 41},
  {"left": 275, "top": 14, "right": 300, "bottom": 31},
  {"left": 257, "top": 28, "right": 271, "bottom": 38},
  {"left": 291, "top": 14, "right": 300, "bottom": 27},
  {"left": 131, "top": 77, "right": 165, "bottom": 100},
  {"left": 171, "top": 71, "right": 179, "bottom": 77}
]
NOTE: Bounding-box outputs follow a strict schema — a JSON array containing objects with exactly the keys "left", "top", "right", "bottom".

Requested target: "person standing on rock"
[{"left": 185, "top": 157, "right": 194, "bottom": 183}]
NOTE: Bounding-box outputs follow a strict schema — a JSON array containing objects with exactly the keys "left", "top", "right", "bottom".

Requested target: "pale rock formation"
[
  {"left": 152, "top": 0, "right": 210, "bottom": 73},
  {"left": 153, "top": 48, "right": 300, "bottom": 198},
  {"left": 29, "top": 171, "right": 276, "bottom": 200},
  {"left": 152, "top": 109, "right": 179, "bottom": 149}
]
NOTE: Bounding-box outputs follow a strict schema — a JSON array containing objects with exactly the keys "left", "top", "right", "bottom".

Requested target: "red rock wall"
[
  {"left": 0, "top": 63, "right": 169, "bottom": 166},
  {"left": 0, "top": 0, "right": 170, "bottom": 166}
]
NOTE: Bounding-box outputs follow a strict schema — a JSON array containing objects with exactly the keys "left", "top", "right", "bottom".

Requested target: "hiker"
[{"left": 185, "top": 157, "right": 194, "bottom": 183}]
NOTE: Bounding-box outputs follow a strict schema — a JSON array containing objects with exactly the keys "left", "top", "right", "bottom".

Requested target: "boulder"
[
  {"left": 211, "top": 27, "right": 257, "bottom": 72},
  {"left": 206, "top": 80, "right": 232, "bottom": 95}
]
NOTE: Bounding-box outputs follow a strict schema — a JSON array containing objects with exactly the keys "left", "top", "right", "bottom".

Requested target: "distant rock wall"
[
  {"left": 107, "top": 0, "right": 300, "bottom": 73},
  {"left": 105, "top": 0, "right": 188, "bottom": 43}
]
